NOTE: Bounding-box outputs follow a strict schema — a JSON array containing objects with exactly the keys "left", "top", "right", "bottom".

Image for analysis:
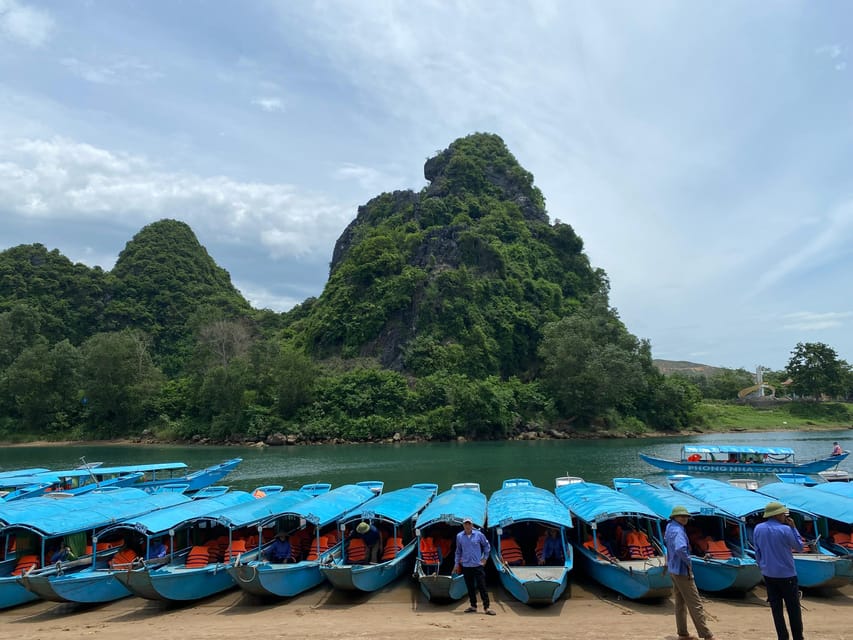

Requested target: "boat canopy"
[
  {"left": 211, "top": 490, "right": 317, "bottom": 529},
  {"left": 682, "top": 445, "right": 794, "bottom": 456},
  {"left": 613, "top": 478, "right": 719, "bottom": 519},
  {"left": 555, "top": 482, "right": 659, "bottom": 523},
  {"left": 98, "top": 491, "right": 255, "bottom": 537},
  {"left": 0, "top": 488, "right": 188, "bottom": 535},
  {"left": 813, "top": 483, "right": 853, "bottom": 500},
  {"left": 416, "top": 484, "right": 487, "bottom": 529},
  {"left": 489, "top": 481, "right": 573, "bottom": 529},
  {"left": 672, "top": 478, "right": 770, "bottom": 518},
  {"left": 758, "top": 483, "right": 853, "bottom": 524},
  {"left": 285, "top": 484, "right": 379, "bottom": 527},
  {"left": 341, "top": 485, "right": 436, "bottom": 525},
  {"left": 79, "top": 462, "right": 189, "bottom": 475}
]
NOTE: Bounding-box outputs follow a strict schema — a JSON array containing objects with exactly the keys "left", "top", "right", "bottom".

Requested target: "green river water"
[{"left": 1, "top": 429, "right": 849, "bottom": 493}]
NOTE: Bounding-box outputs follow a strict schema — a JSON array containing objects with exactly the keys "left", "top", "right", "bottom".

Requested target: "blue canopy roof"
[
  {"left": 341, "top": 485, "right": 435, "bottom": 525},
  {"left": 672, "top": 477, "right": 772, "bottom": 518},
  {"left": 77, "top": 462, "right": 188, "bottom": 475},
  {"left": 758, "top": 483, "right": 853, "bottom": 524},
  {"left": 0, "top": 488, "right": 189, "bottom": 535},
  {"left": 813, "top": 483, "right": 853, "bottom": 500},
  {"left": 98, "top": 491, "right": 256, "bottom": 536},
  {"left": 416, "top": 485, "right": 487, "bottom": 529},
  {"left": 0, "top": 468, "right": 49, "bottom": 480},
  {"left": 284, "top": 484, "right": 378, "bottom": 527},
  {"left": 555, "top": 482, "right": 659, "bottom": 523},
  {"left": 682, "top": 445, "right": 794, "bottom": 455},
  {"left": 614, "top": 478, "right": 720, "bottom": 519},
  {"left": 489, "top": 480, "right": 572, "bottom": 528},
  {"left": 211, "top": 490, "right": 316, "bottom": 528}
]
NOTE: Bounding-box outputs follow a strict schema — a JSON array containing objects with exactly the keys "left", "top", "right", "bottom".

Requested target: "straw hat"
[
  {"left": 669, "top": 505, "right": 690, "bottom": 518},
  {"left": 764, "top": 501, "right": 788, "bottom": 518},
  {"left": 356, "top": 522, "right": 370, "bottom": 534}
]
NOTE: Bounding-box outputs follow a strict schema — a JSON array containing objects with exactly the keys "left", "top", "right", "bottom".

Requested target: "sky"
[{"left": 1, "top": 1, "right": 852, "bottom": 372}]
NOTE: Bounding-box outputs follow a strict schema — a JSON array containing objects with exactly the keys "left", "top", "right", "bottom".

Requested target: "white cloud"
[
  {"left": 232, "top": 280, "right": 302, "bottom": 312},
  {"left": 60, "top": 56, "right": 163, "bottom": 85},
  {"left": 782, "top": 311, "right": 853, "bottom": 331},
  {"left": 251, "top": 97, "right": 285, "bottom": 112},
  {"left": 0, "top": 135, "right": 354, "bottom": 258},
  {"left": 334, "top": 163, "right": 404, "bottom": 192},
  {"left": 0, "top": 0, "right": 53, "bottom": 47}
]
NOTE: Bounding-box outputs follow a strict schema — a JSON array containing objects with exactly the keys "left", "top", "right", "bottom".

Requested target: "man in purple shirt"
[
  {"left": 453, "top": 516, "right": 494, "bottom": 615},
  {"left": 664, "top": 505, "right": 715, "bottom": 640},
  {"left": 754, "top": 501, "right": 804, "bottom": 640}
]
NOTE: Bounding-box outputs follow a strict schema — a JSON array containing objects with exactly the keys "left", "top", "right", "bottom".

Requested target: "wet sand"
[{"left": 0, "top": 576, "right": 849, "bottom": 640}]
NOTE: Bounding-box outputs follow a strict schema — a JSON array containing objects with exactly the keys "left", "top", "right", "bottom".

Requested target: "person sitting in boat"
[
  {"left": 538, "top": 528, "right": 564, "bottom": 565},
  {"left": 354, "top": 521, "right": 381, "bottom": 564},
  {"left": 832, "top": 442, "right": 843, "bottom": 456},
  {"left": 49, "top": 540, "right": 76, "bottom": 563},
  {"left": 148, "top": 539, "right": 168, "bottom": 559},
  {"left": 264, "top": 531, "right": 294, "bottom": 563},
  {"left": 728, "top": 453, "right": 738, "bottom": 463}
]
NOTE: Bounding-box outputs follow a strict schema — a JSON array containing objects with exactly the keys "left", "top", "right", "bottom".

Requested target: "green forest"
[{"left": 1, "top": 133, "right": 851, "bottom": 444}]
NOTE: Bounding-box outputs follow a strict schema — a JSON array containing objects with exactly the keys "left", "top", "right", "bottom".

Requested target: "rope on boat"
[{"left": 235, "top": 564, "right": 258, "bottom": 583}]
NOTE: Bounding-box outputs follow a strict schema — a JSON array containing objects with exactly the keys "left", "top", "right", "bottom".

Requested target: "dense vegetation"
[{"left": 0, "top": 134, "right": 850, "bottom": 444}]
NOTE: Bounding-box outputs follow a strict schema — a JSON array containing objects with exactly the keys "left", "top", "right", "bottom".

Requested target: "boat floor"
[{"left": 510, "top": 566, "right": 565, "bottom": 581}]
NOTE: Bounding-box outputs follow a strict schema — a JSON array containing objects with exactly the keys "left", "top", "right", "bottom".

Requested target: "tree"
[
  {"left": 785, "top": 342, "right": 845, "bottom": 400},
  {"left": 538, "top": 294, "right": 647, "bottom": 423},
  {"left": 80, "top": 331, "right": 164, "bottom": 437}
]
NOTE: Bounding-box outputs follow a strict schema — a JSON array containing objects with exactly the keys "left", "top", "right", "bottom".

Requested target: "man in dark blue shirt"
[
  {"left": 265, "top": 532, "right": 294, "bottom": 564},
  {"left": 754, "top": 501, "right": 804, "bottom": 640},
  {"left": 453, "top": 516, "right": 494, "bottom": 615},
  {"left": 355, "top": 522, "right": 381, "bottom": 564}
]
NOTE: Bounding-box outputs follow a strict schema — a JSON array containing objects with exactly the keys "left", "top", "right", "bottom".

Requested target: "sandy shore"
[{"left": 0, "top": 576, "right": 849, "bottom": 640}]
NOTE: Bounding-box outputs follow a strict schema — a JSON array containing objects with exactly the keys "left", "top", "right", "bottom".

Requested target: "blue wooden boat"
[
  {"left": 613, "top": 478, "right": 761, "bottom": 592},
  {"left": 757, "top": 482, "right": 853, "bottom": 557},
  {"left": 641, "top": 445, "right": 848, "bottom": 475},
  {"left": 671, "top": 476, "right": 852, "bottom": 588},
  {"left": 414, "top": 482, "right": 488, "bottom": 602},
  {"left": 114, "top": 486, "right": 320, "bottom": 601},
  {"left": 229, "top": 481, "right": 383, "bottom": 598},
  {"left": 555, "top": 478, "right": 671, "bottom": 600},
  {"left": 1, "top": 476, "right": 57, "bottom": 502},
  {"left": 487, "top": 478, "right": 573, "bottom": 605},
  {"left": 814, "top": 482, "right": 853, "bottom": 500},
  {"left": 2, "top": 488, "right": 188, "bottom": 608},
  {"left": 18, "top": 491, "right": 252, "bottom": 604},
  {"left": 320, "top": 483, "right": 437, "bottom": 592}
]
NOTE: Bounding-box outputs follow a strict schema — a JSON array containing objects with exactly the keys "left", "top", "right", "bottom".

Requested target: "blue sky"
[{"left": 1, "top": 1, "right": 851, "bottom": 372}]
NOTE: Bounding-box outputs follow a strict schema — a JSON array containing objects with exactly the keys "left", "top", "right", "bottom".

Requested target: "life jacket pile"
[
  {"left": 583, "top": 537, "right": 613, "bottom": 559},
  {"left": 12, "top": 554, "right": 40, "bottom": 575},
  {"left": 625, "top": 530, "right": 656, "bottom": 559},
  {"left": 185, "top": 546, "right": 211, "bottom": 568},
  {"left": 830, "top": 531, "right": 853, "bottom": 550},
  {"left": 419, "top": 537, "right": 441, "bottom": 566},
  {"left": 704, "top": 538, "right": 732, "bottom": 560},
  {"left": 347, "top": 538, "right": 368, "bottom": 563},
  {"left": 500, "top": 538, "right": 524, "bottom": 566},
  {"left": 109, "top": 547, "right": 139, "bottom": 569},
  {"left": 382, "top": 537, "right": 404, "bottom": 561}
]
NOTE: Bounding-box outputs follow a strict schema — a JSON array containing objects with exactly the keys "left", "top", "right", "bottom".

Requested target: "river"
[{"left": 1, "top": 429, "right": 850, "bottom": 493}]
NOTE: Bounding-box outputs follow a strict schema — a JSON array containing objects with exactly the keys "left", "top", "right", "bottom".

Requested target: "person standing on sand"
[
  {"left": 664, "top": 506, "right": 716, "bottom": 640},
  {"left": 754, "top": 501, "right": 804, "bottom": 640},
  {"left": 453, "top": 516, "right": 494, "bottom": 615}
]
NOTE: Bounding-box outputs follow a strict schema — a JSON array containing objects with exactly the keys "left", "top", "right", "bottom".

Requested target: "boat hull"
[
  {"left": 228, "top": 560, "right": 325, "bottom": 598},
  {"left": 493, "top": 554, "right": 570, "bottom": 605},
  {"left": 321, "top": 547, "right": 415, "bottom": 592},
  {"left": 691, "top": 558, "right": 762, "bottom": 593},
  {"left": 113, "top": 564, "right": 235, "bottom": 601},
  {"left": 793, "top": 554, "right": 852, "bottom": 589},
  {"left": 416, "top": 568, "right": 468, "bottom": 601},
  {"left": 19, "top": 569, "right": 131, "bottom": 604},
  {"left": 0, "top": 576, "right": 39, "bottom": 609},
  {"left": 640, "top": 453, "right": 848, "bottom": 475},
  {"left": 574, "top": 547, "right": 671, "bottom": 599}
]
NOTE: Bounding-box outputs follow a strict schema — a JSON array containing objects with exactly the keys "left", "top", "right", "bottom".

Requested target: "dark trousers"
[
  {"left": 462, "top": 565, "right": 489, "bottom": 609},
  {"left": 764, "top": 576, "right": 803, "bottom": 640}
]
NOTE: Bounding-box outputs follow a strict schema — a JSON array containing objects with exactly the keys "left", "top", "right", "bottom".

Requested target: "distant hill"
[{"left": 653, "top": 359, "right": 724, "bottom": 377}]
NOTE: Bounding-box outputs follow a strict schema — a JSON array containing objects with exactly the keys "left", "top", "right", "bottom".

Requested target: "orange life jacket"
[
  {"left": 382, "top": 537, "right": 403, "bottom": 561},
  {"left": 12, "top": 554, "right": 40, "bottom": 575},
  {"left": 224, "top": 539, "right": 247, "bottom": 562},
  {"left": 625, "top": 531, "right": 655, "bottom": 559},
  {"left": 704, "top": 538, "right": 732, "bottom": 560},
  {"left": 347, "top": 538, "right": 368, "bottom": 563},
  {"left": 185, "top": 546, "right": 212, "bottom": 568},
  {"left": 306, "top": 535, "right": 330, "bottom": 561},
  {"left": 500, "top": 538, "right": 524, "bottom": 566},
  {"left": 583, "top": 538, "right": 613, "bottom": 559},
  {"left": 109, "top": 547, "right": 138, "bottom": 569},
  {"left": 830, "top": 532, "right": 853, "bottom": 550},
  {"left": 419, "top": 537, "right": 441, "bottom": 565}
]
